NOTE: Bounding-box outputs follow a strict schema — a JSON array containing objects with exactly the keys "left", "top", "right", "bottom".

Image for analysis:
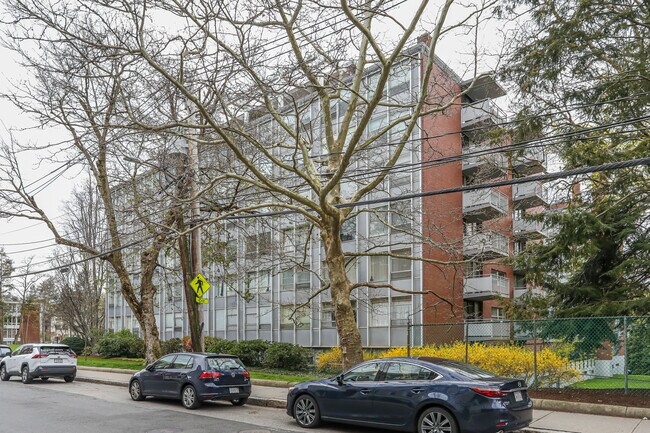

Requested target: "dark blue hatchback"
[
  {"left": 287, "top": 357, "right": 533, "bottom": 433},
  {"left": 129, "top": 353, "right": 251, "bottom": 409}
]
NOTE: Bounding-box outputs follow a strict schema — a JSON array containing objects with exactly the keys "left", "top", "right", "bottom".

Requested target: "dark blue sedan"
[
  {"left": 129, "top": 353, "right": 251, "bottom": 409},
  {"left": 286, "top": 357, "right": 532, "bottom": 433}
]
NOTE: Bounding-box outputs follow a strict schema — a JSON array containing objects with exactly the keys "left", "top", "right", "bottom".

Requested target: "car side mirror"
[
  {"left": 336, "top": 375, "right": 344, "bottom": 386},
  {"left": 146, "top": 364, "right": 155, "bottom": 372}
]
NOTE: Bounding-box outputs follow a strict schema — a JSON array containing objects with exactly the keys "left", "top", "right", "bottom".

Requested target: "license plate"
[
  {"left": 514, "top": 391, "right": 523, "bottom": 401},
  {"left": 229, "top": 387, "right": 239, "bottom": 394},
  {"left": 54, "top": 358, "right": 63, "bottom": 363}
]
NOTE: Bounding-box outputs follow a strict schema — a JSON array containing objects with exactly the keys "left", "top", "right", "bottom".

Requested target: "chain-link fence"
[{"left": 407, "top": 316, "right": 650, "bottom": 397}]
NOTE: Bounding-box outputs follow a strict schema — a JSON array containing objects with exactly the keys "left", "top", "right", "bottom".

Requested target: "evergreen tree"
[{"left": 501, "top": 0, "right": 650, "bottom": 317}]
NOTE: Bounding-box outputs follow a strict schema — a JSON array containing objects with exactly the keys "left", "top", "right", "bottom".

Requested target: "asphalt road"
[{"left": 0, "top": 377, "right": 394, "bottom": 433}]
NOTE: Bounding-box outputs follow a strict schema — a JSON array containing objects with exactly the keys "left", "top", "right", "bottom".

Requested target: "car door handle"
[
  {"left": 360, "top": 389, "right": 371, "bottom": 395},
  {"left": 411, "top": 388, "right": 424, "bottom": 394}
]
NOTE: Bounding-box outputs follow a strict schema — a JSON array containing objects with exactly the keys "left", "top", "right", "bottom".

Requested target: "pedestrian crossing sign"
[{"left": 190, "top": 273, "right": 211, "bottom": 297}]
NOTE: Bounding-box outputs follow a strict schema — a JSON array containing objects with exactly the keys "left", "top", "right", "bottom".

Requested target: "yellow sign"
[
  {"left": 195, "top": 297, "right": 209, "bottom": 305},
  {"left": 190, "top": 273, "right": 211, "bottom": 297}
]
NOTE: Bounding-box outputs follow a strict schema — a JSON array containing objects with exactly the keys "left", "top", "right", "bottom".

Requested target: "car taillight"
[
  {"left": 243, "top": 371, "right": 250, "bottom": 378},
  {"left": 199, "top": 371, "right": 222, "bottom": 379},
  {"left": 32, "top": 353, "right": 49, "bottom": 359},
  {"left": 471, "top": 387, "right": 508, "bottom": 398},
  {"left": 69, "top": 353, "right": 78, "bottom": 358}
]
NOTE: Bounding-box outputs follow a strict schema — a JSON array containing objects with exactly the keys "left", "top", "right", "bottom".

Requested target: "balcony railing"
[
  {"left": 464, "top": 275, "right": 510, "bottom": 301},
  {"left": 462, "top": 143, "right": 507, "bottom": 177},
  {"left": 463, "top": 189, "right": 508, "bottom": 222},
  {"left": 513, "top": 218, "right": 547, "bottom": 239},
  {"left": 466, "top": 321, "right": 510, "bottom": 341},
  {"left": 513, "top": 147, "right": 546, "bottom": 175},
  {"left": 513, "top": 181, "right": 548, "bottom": 209},
  {"left": 463, "top": 231, "right": 509, "bottom": 258},
  {"left": 462, "top": 99, "right": 506, "bottom": 128},
  {"left": 514, "top": 286, "right": 546, "bottom": 298}
]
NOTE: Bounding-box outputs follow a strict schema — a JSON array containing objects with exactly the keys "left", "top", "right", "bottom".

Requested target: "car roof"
[{"left": 163, "top": 352, "right": 238, "bottom": 357}]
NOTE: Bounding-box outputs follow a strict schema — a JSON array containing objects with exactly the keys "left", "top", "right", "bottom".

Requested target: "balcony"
[
  {"left": 463, "top": 231, "right": 509, "bottom": 259},
  {"left": 513, "top": 181, "right": 548, "bottom": 209},
  {"left": 513, "top": 218, "right": 547, "bottom": 239},
  {"left": 462, "top": 99, "right": 506, "bottom": 129},
  {"left": 515, "top": 285, "right": 546, "bottom": 298},
  {"left": 464, "top": 274, "right": 510, "bottom": 301},
  {"left": 463, "top": 189, "right": 508, "bottom": 222},
  {"left": 513, "top": 147, "right": 546, "bottom": 175},
  {"left": 462, "top": 144, "right": 508, "bottom": 178},
  {"left": 466, "top": 321, "right": 510, "bottom": 341}
]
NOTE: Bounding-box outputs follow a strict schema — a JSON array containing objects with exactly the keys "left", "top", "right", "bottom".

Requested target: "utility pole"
[{"left": 188, "top": 125, "right": 205, "bottom": 352}]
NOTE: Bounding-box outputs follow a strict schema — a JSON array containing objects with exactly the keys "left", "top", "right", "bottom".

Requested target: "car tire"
[
  {"left": 0, "top": 365, "right": 9, "bottom": 381},
  {"left": 130, "top": 380, "right": 146, "bottom": 401},
  {"left": 231, "top": 397, "right": 248, "bottom": 406},
  {"left": 41, "top": 377, "right": 49, "bottom": 382},
  {"left": 181, "top": 384, "right": 201, "bottom": 410},
  {"left": 64, "top": 375, "right": 75, "bottom": 383},
  {"left": 293, "top": 394, "right": 321, "bottom": 428},
  {"left": 21, "top": 366, "right": 33, "bottom": 384},
  {"left": 418, "top": 407, "right": 458, "bottom": 433}
]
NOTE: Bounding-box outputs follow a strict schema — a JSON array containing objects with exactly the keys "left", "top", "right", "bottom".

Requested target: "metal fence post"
[
  {"left": 407, "top": 317, "right": 411, "bottom": 357},
  {"left": 623, "top": 316, "right": 629, "bottom": 395},
  {"left": 464, "top": 321, "right": 469, "bottom": 363},
  {"left": 533, "top": 319, "right": 538, "bottom": 390}
]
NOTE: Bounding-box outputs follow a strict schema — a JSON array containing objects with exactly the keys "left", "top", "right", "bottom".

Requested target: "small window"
[
  {"left": 172, "top": 354, "right": 194, "bottom": 369},
  {"left": 391, "top": 249, "right": 412, "bottom": 280},
  {"left": 343, "top": 362, "right": 382, "bottom": 382},
  {"left": 370, "top": 256, "right": 389, "bottom": 282},
  {"left": 369, "top": 299, "right": 389, "bottom": 327},
  {"left": 207, "top": 357, "right": 245, "bottom": 371},
  {"left": 20, "top": 346, "right": 33, "bottom": 356},
  {"left": 384, "top": 363, "right": 438, "bottom": 381}
]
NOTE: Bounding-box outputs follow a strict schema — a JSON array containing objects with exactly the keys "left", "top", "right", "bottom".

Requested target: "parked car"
[
  {"left": 286, "top": 357, "right": 533, "bottom": 433},
  {"left": 0, "top": 344, "right": 77, "bottom": 384},
  {"left": 0, "top": 345, "right": 11, "bottom": 360},
  {"left": 129, "top": 353, "right": 252, "bottom": 410}
]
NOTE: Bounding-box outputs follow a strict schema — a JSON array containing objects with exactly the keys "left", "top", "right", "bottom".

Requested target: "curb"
[
  {"left": 75, "top": 375, "right": 286, "bottom": 409},
  {"left": 534, "top": 399, "right": 650, "bottom": 419},
  {"left": 77, "top": 366, "right": 295, "bottom": 388}
]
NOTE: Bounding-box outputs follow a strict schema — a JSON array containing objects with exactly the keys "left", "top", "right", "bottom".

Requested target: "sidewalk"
[{"left": 76, "top": 367, "right": 650, "bottom": 433}]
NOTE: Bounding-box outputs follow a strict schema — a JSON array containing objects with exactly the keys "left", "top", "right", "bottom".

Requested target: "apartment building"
[{"left": 105, "top": 36, "right": 549, "bottom": 348}]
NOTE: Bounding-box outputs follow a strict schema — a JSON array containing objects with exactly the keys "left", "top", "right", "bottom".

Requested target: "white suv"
[{"left": 0, "top": 344, "right": 77, "bottom": 384}]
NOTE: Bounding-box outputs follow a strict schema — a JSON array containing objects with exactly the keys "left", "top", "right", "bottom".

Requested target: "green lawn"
[
  {"left": 77, "top": 357, "right": 146, "bottom": 370},
  {"left": 571, "top": 374, "right": 650, "bottom": 390},
  {"left": 76, "top": 356, "right": 322, "bottom": 383}
]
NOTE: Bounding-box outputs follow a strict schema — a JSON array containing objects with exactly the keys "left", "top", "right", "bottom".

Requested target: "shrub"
[
  {"left": 232, "top": 339, "right": 270, "bottom": 367},
  {"left": 263, "top": 342, "right": 310, "bottom": 371},
  {"left": 96, "top": 330, "right": 144, "bottom": 358},
  {"left": 161, "top": 338, "right": 184, "bottom": 355},
  {"left": 62, "top": 336, "right": 86, "bottom": 355},
  {"left": 379, "top": 342, "right": 579, "bottom": 387},
  {"left": 204, "top": 336, "right": 219, "bottom": 350},
  {"left": 206, "top": 338, "right": 237, "bottom": 355},
  {"left": 316, "top": 347, "right": 373, "bottom": 373}
]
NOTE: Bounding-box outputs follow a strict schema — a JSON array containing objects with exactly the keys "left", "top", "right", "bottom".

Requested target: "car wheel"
[
  {"left": 181, "top": 385, "right": 201, "bottom": 410},
  {"left": 418, "top": 407, "right": 458, "bottom": 433},
  {"left": 293, "top": 394, "right": 321, "bottom": 428},
  {"left": 231, "top": 397, "right": 248, "bottom": 406},
  {"left": 130, "top": 380, "right": 146, "bottom": 401},
  {"left": 64, "top": 375, "right": 75, "bottom": 383},
  {"left": 21, "top": 366, "right": 33, "bottom": 384},
  {"left": 0, "top": 365, "right": 9, "bottom": 381},
  {"left": 41, "top": 377, "right": 49, "bottom": 382}
]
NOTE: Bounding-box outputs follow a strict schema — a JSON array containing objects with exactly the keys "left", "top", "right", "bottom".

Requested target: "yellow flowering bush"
[
  {"left": 379, "top": 342, "right": 579, "bottom": 387},
  {"left": 316, "top": 347, "right": 373, "bottom": 372}
]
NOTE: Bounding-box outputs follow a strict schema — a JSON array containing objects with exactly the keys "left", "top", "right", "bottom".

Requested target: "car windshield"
[
  {"left": 438, "top": 361, "right": 498, "bottom": 379},
  {"left": 39, "top": 346, "right": 74, "bottom": 355},
  {"left": 206, "top": 357, "right": 245, "bottom": 371}
]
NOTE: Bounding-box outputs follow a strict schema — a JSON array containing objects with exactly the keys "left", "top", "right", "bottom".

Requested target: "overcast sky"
[{"left": 0, "top": 0, "right": 513, "bottom": 274}]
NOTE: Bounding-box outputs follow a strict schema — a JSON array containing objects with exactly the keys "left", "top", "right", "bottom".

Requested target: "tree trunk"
[
  {"left": 322, "top": 220, "right": 364, "bottom": 368},
  {"left": 139, "top": 284, "right": 161, "bottom": 363},
  {"left": 179, "top": 221, "right": 203, "bottom": 353}
]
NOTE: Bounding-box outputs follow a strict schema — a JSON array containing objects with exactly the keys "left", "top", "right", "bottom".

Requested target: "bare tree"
[
  {"left": 3, "top": 0, "right": 497, "bottom": 366},
  {"left": 11, "top": 257, "right": 41, "bottom": 343}
]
